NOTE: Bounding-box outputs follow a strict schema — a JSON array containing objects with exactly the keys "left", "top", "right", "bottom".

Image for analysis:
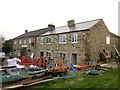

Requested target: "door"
[
  {"left": 40, "top": 51, "right": 44, "bottom": 57},
  {"left": 71, "top": 53, "right": 77, "bottom": 65},
  {"left": 20, "top": 47, "right": 27, "bottom": 57}
]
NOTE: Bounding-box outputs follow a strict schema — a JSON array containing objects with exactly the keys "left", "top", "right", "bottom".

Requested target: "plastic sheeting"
[{"left": 7, "top": 58, "right": 24, "bottom": 68}]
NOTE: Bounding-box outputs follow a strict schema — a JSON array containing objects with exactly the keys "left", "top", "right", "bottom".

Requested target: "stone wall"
[
  {"left": 86, "top": 20, "right": 119, "bottom": 61},
  {"left": 36, "top": 31, "right": 88, "bottom": 65},
  {"left": 13, "top": 37, "right": 36, "bottom": 57}
]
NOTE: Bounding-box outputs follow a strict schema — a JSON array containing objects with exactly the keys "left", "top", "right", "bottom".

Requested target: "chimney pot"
[
  {"left": 48, "top": 24, "right": 55, "bottom": 29},
  {"left": 25, "top": 30, "right": 28, "bottom": 33},
  {"left": 67, "top": 20, "right": 75, "bottom": 27}
]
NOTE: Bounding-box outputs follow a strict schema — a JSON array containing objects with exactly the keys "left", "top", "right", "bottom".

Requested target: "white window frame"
[
  {"left": 40, "top": 37, "right": 44, "bottom": 44},
  {"left": 29, "top": 39, "right": 31, "bottom": 44},
  {"left": 46, "top": 37, "right": 52, "bottom": 44},
  {"left": 19, "top": 40, "right": 22, "bottom": 45},
  {"left": 24, "top": 39, "right": 26, "bottom": 44},
  {"left": 46, "top": 51, "right": 52, "bottom": 58},
  {"left": 14, "top": 40, "right": 17, "bottom": 45},
  {"left": 106, "top": 36, "right": 110, "bottom": 44},
  {"left": 59, "top": 53, "right": 66, "bottom": 60},
  {"left": 59, "top": 34, "right": 67, "bottom": 44},
  {"left": 71, "top": 34, "right": 78, "bottom": 43}
]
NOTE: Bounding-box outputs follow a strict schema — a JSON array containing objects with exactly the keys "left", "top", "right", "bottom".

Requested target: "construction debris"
[
  {"left": 1, "top": 54, "right": 119, "bottom": 89},
  {"left": 87, "top": 69, "right": 100, "bottom": 75},
  {"left": 1, "top": 58, "right": 77, "bottom": 89}
]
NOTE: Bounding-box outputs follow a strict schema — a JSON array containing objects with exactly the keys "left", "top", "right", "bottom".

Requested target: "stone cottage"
[
  {"left": 36, "top": 19, "right": 120, "bottom": 65},
  {"left": 12, "top": 18, "right": 120, "bottom": 65},
  {"left": 12, "top": 25, "right": 55, "bottom": 58}
]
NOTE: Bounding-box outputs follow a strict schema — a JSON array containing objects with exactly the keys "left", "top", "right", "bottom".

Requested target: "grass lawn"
[{"left": 27, "top": 68, "right": 119, "bottom": 89}]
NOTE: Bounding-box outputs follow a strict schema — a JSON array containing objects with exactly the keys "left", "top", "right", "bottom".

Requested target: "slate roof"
[
  {"left": 13, "top": 28, "right": 50, "bottom": 39},
  {"left": 41, "top": 19, "right": 101, "bottom": 36},
  {"left": 13, "top": 19, "right": 101, "bottom": 39}
]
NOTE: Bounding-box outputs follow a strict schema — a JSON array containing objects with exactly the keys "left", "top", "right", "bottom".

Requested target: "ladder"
[
  {"left": 113, "top": 45, "right": 120, "bottom": 66},
  {"left": 113, "top": 45, "right": 120, "bottom": 57}
]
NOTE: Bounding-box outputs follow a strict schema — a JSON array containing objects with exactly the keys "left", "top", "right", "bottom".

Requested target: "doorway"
[
  {"left": 71, "top": 53, "right": 77, "bottom": 65},
  {"left": 40, "top": 51, "right": 44, "bottom": 57},
  {"left": 20, "top": 47, "right": 27, "bottom": 57}
]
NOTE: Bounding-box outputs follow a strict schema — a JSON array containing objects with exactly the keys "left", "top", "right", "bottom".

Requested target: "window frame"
[
  {"left": 14, "top": 40, "right": 17, "bottom": 45},
  {"left": 106, "top": 36, "right": 110, "bottom": 44},
  {"left": 28, "top": 39, "right": 31, "bottom": 44},
  {"left": 59, "top": 34, "right": 67, "bottom": 44},
  {"left": 46, "top": 51, "right": 52, "bottom": 58},
  {"left": 24, "top": 39, "right": 26, "bottom": 44},
  {"left": 46, "top": 36, "right": 52, "bottom": 44},
  {"left": 71, "top": 33, "right": 78, "bottom": 43},
  {"left": 40, "top": 37, "right": 44, "bottom": 44},
  {"left": 59, "top": 52, "right": 66, "bottom": 60},
  {"left": 19, "top": 40, "right": 22, "bottom": 45}
]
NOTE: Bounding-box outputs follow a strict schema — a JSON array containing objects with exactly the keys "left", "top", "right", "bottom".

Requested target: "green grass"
[{"left": 29, "top": 68, "right": 119, "bottom": 89}]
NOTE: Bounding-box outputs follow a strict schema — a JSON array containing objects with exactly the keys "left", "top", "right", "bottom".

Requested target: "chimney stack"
[
  {"left": 67, "top": 20, "right": 75, "bottom": 27},
  {"left": 25, "top": 30, "right": 28, "bottom": 33},
  {"left": 48, "top": 24, "right": 55, "bottom": 30}
]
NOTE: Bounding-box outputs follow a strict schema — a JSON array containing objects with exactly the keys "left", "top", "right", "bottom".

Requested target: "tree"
[{"left": 2, "top": 39, "right": 13, "bottom": 55}]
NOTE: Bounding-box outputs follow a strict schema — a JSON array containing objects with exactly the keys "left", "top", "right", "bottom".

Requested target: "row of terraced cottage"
[{"left": 13, "top": 19, "right": 120, "bottom": 65}]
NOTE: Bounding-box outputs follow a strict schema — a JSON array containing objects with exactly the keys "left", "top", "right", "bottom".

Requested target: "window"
[
  {"left": 14, "top": 40, "right": 16, "bottom": 45},
  {"left": 71, "top": 34, "right": 78, "bottom": 43},
  {"left": 19, "top": 40, "right": 22, "bottom": 45},
  {"left": 46, "top": 37, "right": 51, "bottom": 44},
  {"left": 29, "top": 39, "right": 31, "bottom": 44},
  {"left": 24, "top": 39, "right": 26, "bottom": 44},
  {"left": 60, "top": 53, "right": 66, "bottom": 60},
  {"left": 40, "top": 37, "right": 44, "bottom": 44},
  {"left": 46, "top": 51, "right": 52, "bottom": 58},
  {"left": 106, "top": 36, "right": 110, "bottom": 44},
  {"left": 59, "top": 34, "right": 67, "bottom": 44}
]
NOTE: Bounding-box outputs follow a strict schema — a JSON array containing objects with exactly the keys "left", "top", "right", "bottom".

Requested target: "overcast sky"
[{"left": 0, "top": 0, "right": 119, "bottom": 40}]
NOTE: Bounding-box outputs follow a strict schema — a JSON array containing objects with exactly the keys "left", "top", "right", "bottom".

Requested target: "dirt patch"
[{"left": 106, "top": 61, "right": 118, "bottom": 68}]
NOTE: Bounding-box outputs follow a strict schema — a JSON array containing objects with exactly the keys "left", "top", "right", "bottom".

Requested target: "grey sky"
[{"left": 0, "top": 0, "right": 119, "bottom": 40}]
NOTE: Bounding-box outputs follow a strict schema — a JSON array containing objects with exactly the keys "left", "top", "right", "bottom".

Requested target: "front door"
[
  {"left": 20, "top": 47, "right": 27, "bottom": 57},
  {"left": 71, "top": 53, "right": 77, "bottom": 65}
]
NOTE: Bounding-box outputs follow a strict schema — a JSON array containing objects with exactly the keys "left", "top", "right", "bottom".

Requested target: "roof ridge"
[
  {"left": 13, "top": 27, "right": 49, "bottom": 39},
  {"left": 53, "top": 18, "right": 102, "bottom": 29},
  {"left": 26, "top": 27, "right": 48, "bottom": 33},
  {"left": 76, "top": 18, "right": 102, "bottom": 25}
]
